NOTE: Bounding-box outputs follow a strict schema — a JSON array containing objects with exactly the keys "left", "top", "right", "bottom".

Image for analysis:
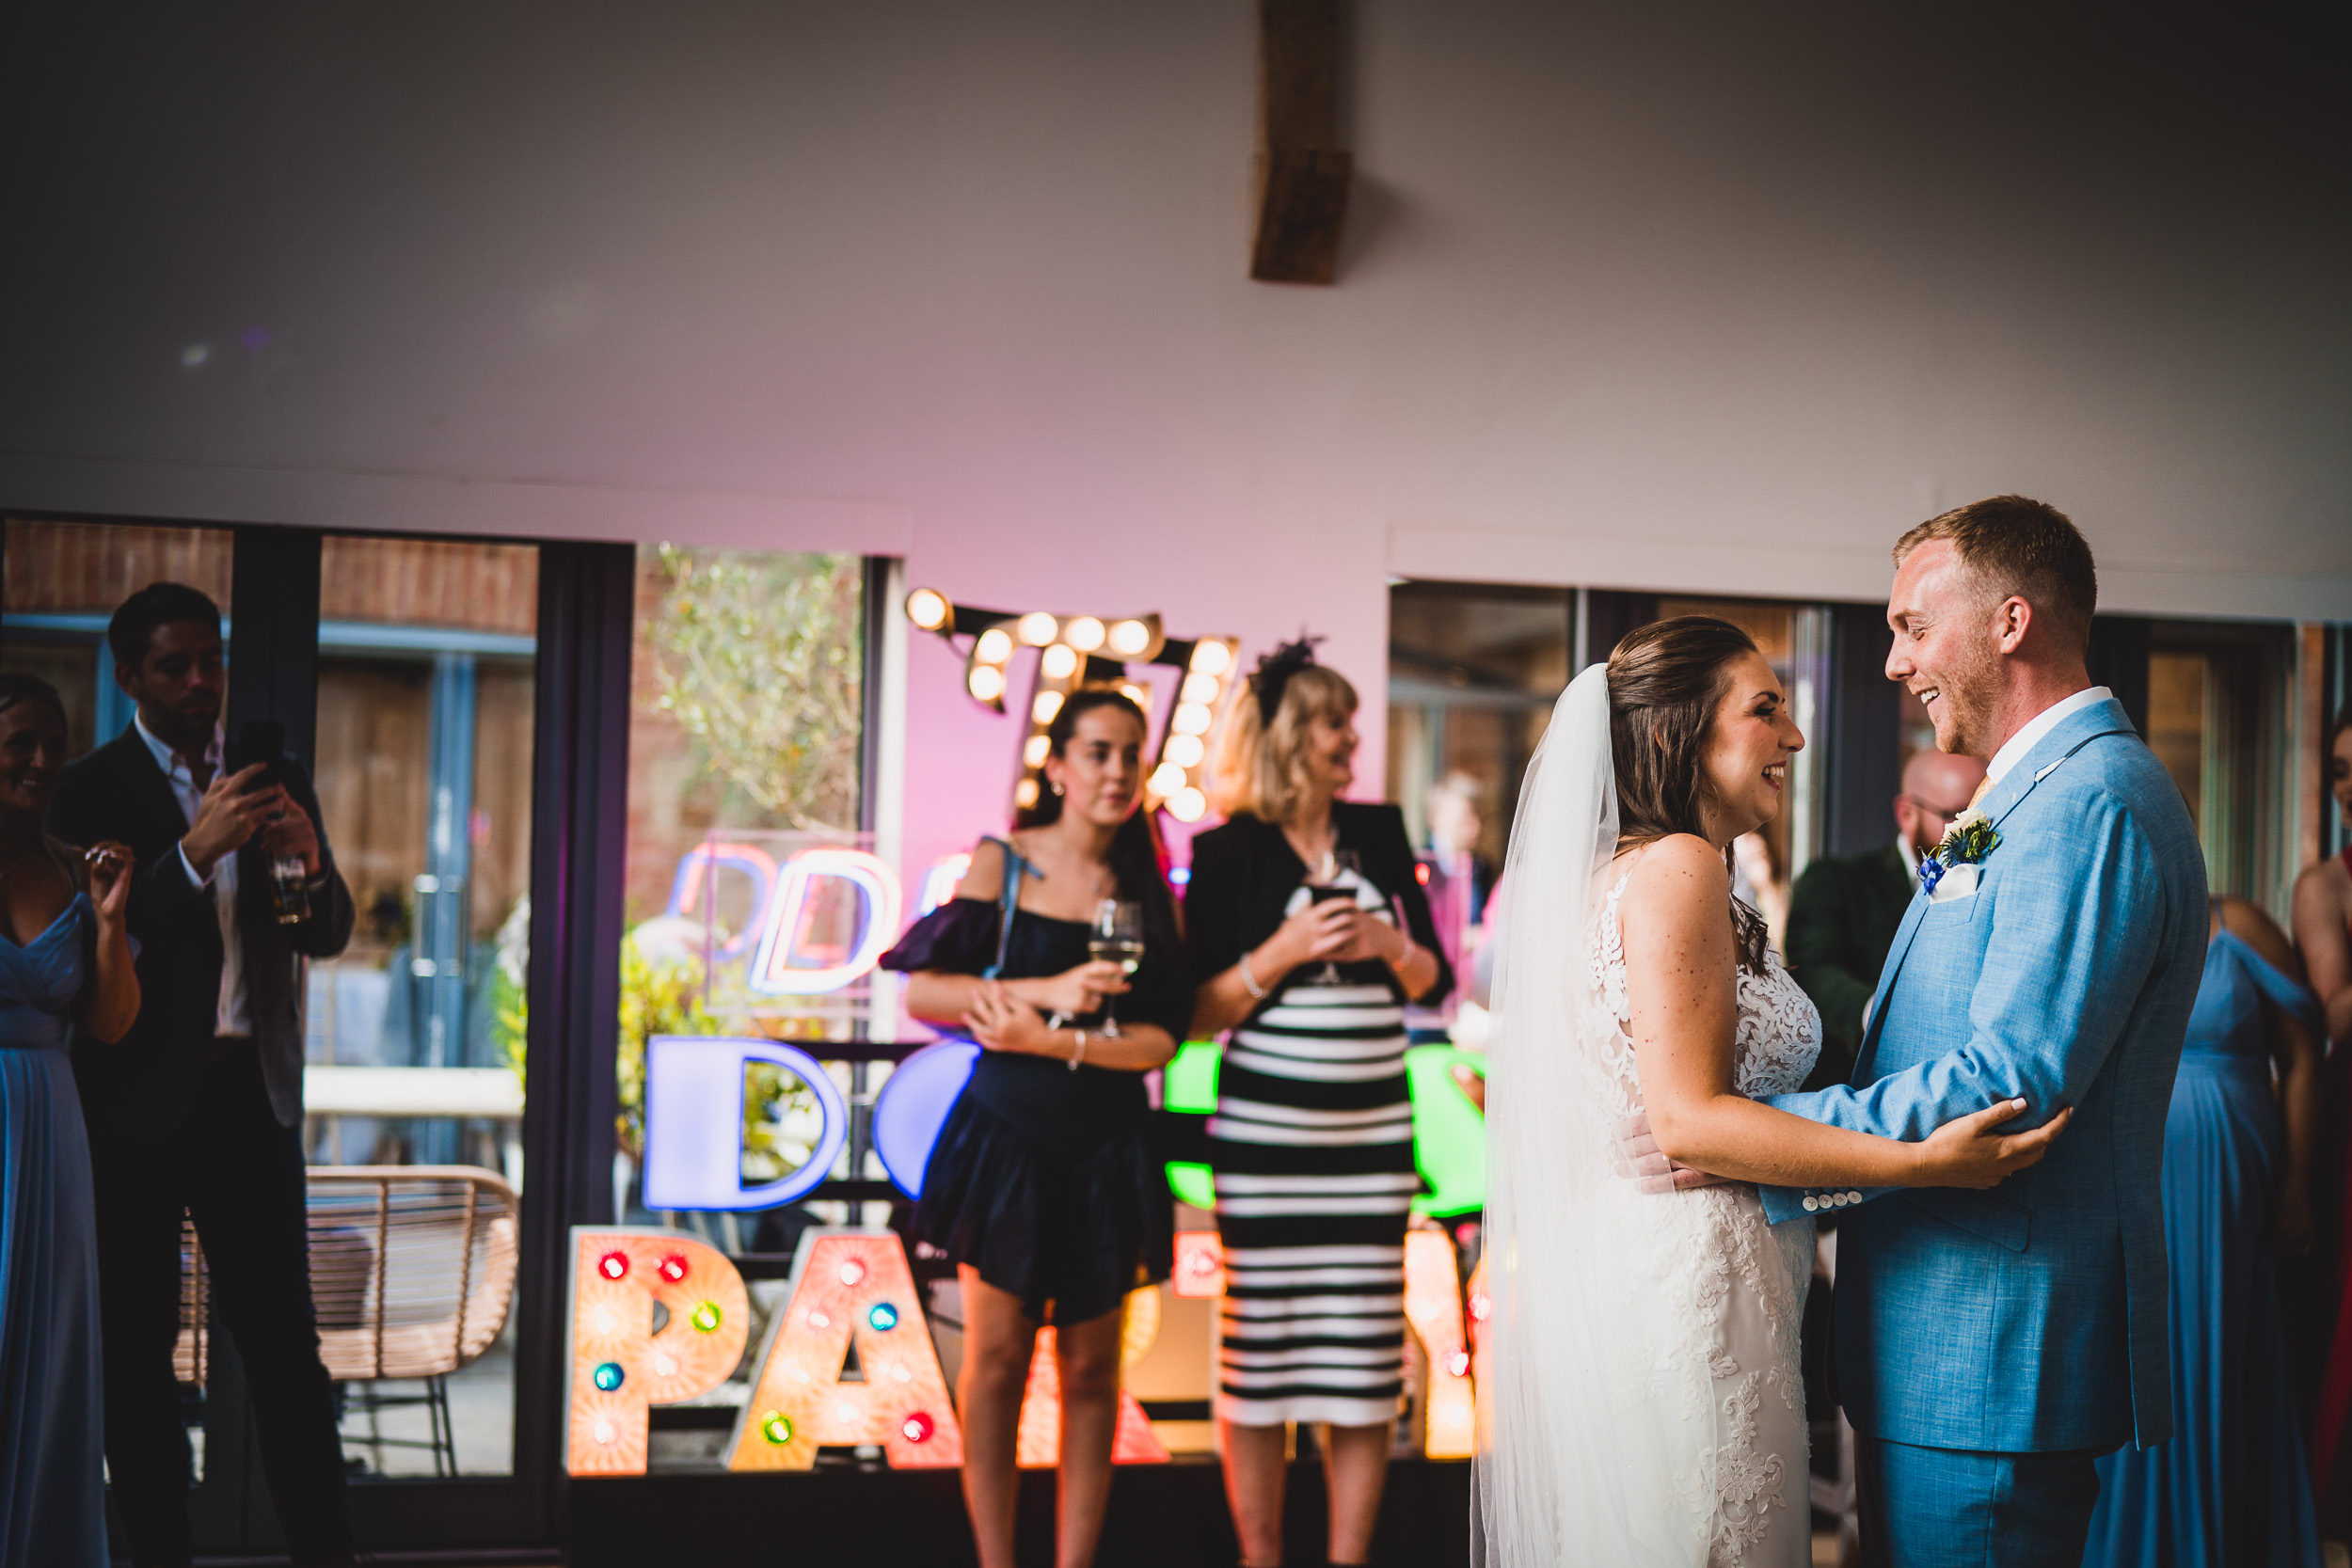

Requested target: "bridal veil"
[{"left": 1473, "top": 665, "right": 1729, "bottom": 1565}]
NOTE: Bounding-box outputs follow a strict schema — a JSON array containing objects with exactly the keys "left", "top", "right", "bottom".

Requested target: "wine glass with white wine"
[{"left": 1089, "top": 899, "right": 1145, "bottom": 1037}]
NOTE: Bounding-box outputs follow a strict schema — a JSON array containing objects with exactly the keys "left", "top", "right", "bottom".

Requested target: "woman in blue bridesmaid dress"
[
  {"left": 2085, "top": 895, "right": 2326, "bottom": 1568},
  {"left": 0, "top": 673, "right": 140, "bottom": 1567}
]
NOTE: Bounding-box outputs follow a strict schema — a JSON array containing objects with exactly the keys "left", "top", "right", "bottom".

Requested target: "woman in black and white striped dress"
[{"left": 1185, "top": 641, "right": 1452, "bottom": 1568}]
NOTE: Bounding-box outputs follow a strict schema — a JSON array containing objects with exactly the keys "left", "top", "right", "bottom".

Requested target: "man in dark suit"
[
  {"left": 51, "top": 582, "right": 358, "bottom": 1568},
  {"left": 1785, "top": 747, "right": 1986, "bottom": 1091}
]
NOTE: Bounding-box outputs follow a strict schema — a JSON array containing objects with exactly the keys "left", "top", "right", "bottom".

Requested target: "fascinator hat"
[{"left": 1250, "top": 636, "right": 1326, "bottom": 725}]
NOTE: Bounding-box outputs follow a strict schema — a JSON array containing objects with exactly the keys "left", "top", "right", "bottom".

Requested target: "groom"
[{"left": 1762, "top": 498, "right": 2203, "bottom": 1567}]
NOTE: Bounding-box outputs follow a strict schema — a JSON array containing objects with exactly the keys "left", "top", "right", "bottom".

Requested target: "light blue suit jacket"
[{"left": 1760, "top": 696, "right": 2204, "bottom": 1453}]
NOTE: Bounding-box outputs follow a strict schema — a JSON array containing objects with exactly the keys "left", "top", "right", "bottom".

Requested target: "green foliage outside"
[
  {"left": 614, "top": 933, "right": 723, "bottom": 1160},
  {"left": 645, "top": 546, "right": 865, "bottom": 832}
]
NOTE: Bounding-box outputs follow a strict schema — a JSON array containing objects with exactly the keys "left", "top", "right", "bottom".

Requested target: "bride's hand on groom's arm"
[
  {"left": 1615, "top": 1113, "right": 1739, "bottom": 1194},
  {"left": 1911, "top": 1098, "right": 2073, "bottom": 1189}
]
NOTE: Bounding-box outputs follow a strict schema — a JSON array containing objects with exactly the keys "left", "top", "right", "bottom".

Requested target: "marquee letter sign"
[
  {"left": 566, "top": 1230, "right": 752, "bottom": 1475},
  {"left": 564, "top": 1224, "right": 1478, "bottom": 1474},
  {"left": 642, "top": 1036, "right": 850, "bottom": 1211},
  {"left": 1404, "top": 1229, "right": 1473, "bottom": 1459},
  {"left": 1013, "top": 1289, "right": 1169, "bottom": 1467},
  {"left": 726, "top": 1230, "right": 964, "bottom": 1470}
]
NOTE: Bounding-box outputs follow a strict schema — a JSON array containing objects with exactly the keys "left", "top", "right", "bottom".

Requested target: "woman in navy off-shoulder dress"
[
  {"left": 2085, "top": 896, "right": 2325, "bottom": 1567},
  {"left": 879, "top": 686, "right": 1188, "bottom": 1568},
  {"left": 0, "top": 673, "right": 141, "bottom": 1568}
]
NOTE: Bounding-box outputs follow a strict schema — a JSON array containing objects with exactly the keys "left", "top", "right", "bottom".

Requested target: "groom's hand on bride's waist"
[{"left": 1615, "top": 1114, "right": 1735, "bottom": 1193}]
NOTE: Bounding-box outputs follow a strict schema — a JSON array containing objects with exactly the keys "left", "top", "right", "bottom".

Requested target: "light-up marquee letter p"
[{"left": 567, "top": 1229, "right": 751, "bottom": 1475}]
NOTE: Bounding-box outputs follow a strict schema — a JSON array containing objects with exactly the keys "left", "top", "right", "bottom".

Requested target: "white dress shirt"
[
  {"left": 134, "top": 712, "right": 250, "bottom": 1037},
  {"left": 1985, "top": 685, "right": 2112, "bottom": 786}
]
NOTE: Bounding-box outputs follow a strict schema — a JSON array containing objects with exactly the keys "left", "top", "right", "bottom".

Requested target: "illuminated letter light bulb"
[
  {"left": 975, "top": 627, "right": 1012, "bottom": 664},
  {"left": 1106, "top": 619, "right": 1151, "bottom": 657},
  {"left": 905, "top": 588, "right": 949, "bottom": 631},
  {"left": 1040, "top": 643, "right": 1078, "bottom": 680},
  {"left": 1189, "top": 639, "right": 1232, "bottom": 675},
  {"left": 968, "top": 665, "right": 1006, "bottom": 703},
  {"left": 1064, "top": 616, "right": 1105, "bottom": 652},
  {"left": 1149, "top": 764, "right": 1188, "bottom": 799},
  {"left": 1163, "top": 733, "right": 1204, "bottom": 768},
  {"left": 1016, "top": 611, "right": 1059, "bottom": 646}
]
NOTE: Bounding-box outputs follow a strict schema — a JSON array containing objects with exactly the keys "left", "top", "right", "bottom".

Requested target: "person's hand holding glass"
[{"left": 1089, "top": 899, "right": 1144, "bottom": 1034}]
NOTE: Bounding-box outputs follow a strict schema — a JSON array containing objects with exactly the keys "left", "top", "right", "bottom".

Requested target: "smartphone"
[{"left": 229, "top": 720, "right": 286, "bottom": 787}]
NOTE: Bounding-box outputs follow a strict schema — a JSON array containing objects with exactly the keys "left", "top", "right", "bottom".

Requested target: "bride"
[{"left": 1474, "top": 615, "right": 2066, "bottom": 1566}]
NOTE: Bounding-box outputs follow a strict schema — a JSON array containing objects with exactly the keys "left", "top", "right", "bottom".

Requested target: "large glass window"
[
  {"left": 305, "top": 535, "right": 538, "bottom": 1478},
  {"left": 613, "top": 546, "right": 872, "bottom": 1467}
]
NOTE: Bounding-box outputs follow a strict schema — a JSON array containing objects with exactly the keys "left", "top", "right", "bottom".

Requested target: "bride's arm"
[{"left": 1622, "top": 836, "right": 2064, "bottom": 1190}]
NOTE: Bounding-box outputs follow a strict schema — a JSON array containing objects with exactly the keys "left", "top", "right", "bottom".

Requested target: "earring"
[{"left": 1050, "top": 781, "right": 1065, "bottom": 797}]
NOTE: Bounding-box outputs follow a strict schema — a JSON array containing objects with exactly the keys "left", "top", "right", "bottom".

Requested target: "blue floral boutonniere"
[{"left": 1917, "top": 807, "right": 2000, "bottom": 895}]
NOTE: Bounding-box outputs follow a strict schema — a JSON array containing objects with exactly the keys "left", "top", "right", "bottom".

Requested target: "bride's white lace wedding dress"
[
  {"left": 1476, "top": 664, "right": 1828, "bottom": 1568},
  {"left": 1591, "top": 868, "right": 1822, "bottom": 1567}
]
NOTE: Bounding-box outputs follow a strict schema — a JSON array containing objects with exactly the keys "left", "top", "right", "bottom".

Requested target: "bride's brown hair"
[{"left": 1606, "top": 614, "right": 1772, "bottom": 974}]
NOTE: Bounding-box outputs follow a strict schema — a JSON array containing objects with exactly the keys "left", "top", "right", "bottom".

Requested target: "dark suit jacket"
[
  {"left": 50, "top": 725, "right": 356, "bottom": 1138},
  {"left": 1183, "top": 801, "right": 1456, "bottom": 1010},
  {"left": 1784, "top": 839, "right": 1913, "bottom": 1092}
]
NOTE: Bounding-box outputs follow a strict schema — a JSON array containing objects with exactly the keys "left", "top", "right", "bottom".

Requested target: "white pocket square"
[{"left": 1929, "top": 863, "right": 1979, "bottom": 903}]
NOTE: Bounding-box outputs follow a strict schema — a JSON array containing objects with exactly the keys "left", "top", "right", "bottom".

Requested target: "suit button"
[{"left": 1802, "top": 1196, "right": 1820, "bottom": 1212}]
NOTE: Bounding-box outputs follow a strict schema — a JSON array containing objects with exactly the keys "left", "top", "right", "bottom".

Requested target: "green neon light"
[{"left": 1160, "top": 1039, "right": 1486, "bottom": 1219}]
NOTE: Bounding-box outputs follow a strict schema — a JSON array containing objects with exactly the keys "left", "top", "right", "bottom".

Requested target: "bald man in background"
[{"left": 1786, "top": 748, "right": 1990, "bottom": 1093}]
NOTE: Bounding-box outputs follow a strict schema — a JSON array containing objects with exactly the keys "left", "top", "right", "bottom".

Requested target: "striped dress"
[{"left": 1184, "top": 806, "right": 1451, "bottom": 1430}]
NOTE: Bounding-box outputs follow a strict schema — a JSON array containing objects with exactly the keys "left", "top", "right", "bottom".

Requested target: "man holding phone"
[{"left": 49, "top": 582, "right": 358, "bottom": 1568}]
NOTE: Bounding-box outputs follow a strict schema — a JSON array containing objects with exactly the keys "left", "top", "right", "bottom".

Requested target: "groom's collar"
[
  {"left": 1978, "top": 690, "right": 2135, "bottom": 824},
  {"left": 1985, "top": 685, "right": 2110, "bottom": 785}
]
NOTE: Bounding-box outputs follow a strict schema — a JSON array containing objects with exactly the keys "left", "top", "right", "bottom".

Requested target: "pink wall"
[{"left": 893, "top": 534, "right": 1393, "bottom": 897}]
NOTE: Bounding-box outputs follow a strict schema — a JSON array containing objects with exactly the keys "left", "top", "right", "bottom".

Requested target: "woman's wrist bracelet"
[
  {"left": 1068, "top": 1029, "right": 1089, "bottom": 1071},
  {"left": 1237, "top": 949, "right": 1267, "bottom": 1000}
]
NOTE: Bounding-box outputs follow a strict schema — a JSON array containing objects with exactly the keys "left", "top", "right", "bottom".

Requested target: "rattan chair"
[{"left": 176, "top": 1165, "right": 519, "bottom": 1476}]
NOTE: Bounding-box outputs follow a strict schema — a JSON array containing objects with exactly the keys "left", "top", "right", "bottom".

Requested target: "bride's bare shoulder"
[
  {"left": 1620, "top": 834, "right": 1730, "bottom": 887},
  {"left": 1615, "top": 835, "right": 1733, "bottom": 928}
]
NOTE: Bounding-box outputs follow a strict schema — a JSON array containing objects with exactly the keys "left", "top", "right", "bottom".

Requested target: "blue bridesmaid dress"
[
  {"left": 0, "top": 892, "right": 108, "bottom": 1566},
  {"left": 2084, "top": 926, "right": 2323, "bottom": 1567}
]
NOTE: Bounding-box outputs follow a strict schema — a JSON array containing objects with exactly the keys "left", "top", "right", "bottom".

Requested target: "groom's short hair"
[{"left": 1894, "top": 496, "right": 2096, "bottom": 656}]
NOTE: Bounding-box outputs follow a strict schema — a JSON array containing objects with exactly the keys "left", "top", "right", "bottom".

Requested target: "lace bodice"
[{"left": 1594, "top": 870, "right": 1821, "bottom": 1099}]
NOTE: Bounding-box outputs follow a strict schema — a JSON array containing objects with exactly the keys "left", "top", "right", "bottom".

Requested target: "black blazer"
[
  {"left": 1783, "top": 838, "right": 1914, "bottom": 1091},
  {"left": 1184, "top": 801, "right": 1454, "bottom": 1011},
  {"left": 49, "top": 725, "right": 356, "bottom": 1138}
]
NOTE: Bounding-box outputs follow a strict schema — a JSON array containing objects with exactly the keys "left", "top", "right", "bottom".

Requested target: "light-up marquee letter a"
[
  {"left": 567, "top": 1228, "right": 751, "bottom": 1475},
  {"left": 725, "top": 1229, "right": 963, "bottom": 1470}
]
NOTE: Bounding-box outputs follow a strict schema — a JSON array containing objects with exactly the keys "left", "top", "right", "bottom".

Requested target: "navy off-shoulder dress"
[{"left": 879, "top": 874, "right": 1189, "bottom": 1325}]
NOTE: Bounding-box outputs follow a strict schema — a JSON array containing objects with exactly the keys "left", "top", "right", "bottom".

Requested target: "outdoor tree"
[{"left": 646, "top": 546, "right": 864, "bottom": 832}]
